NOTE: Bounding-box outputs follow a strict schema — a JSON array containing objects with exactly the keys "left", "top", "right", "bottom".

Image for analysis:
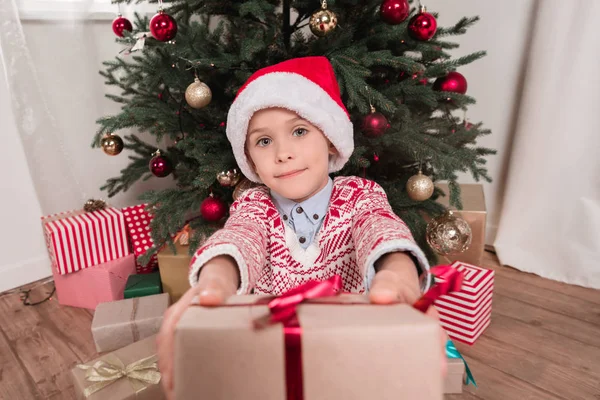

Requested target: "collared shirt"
[{"left": 270, "top": 178, "right": 333, "bottom": 249}]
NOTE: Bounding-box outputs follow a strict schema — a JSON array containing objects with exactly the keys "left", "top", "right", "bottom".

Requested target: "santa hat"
[{"left": 226, "top": 56, "right": 354, "bottom": 183}]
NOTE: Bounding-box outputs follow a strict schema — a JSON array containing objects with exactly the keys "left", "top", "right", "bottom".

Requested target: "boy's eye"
[
  {"left": 257, "top": 138, "right": 272, "bottom": 147},
  {"left": 293, "top": 128, "right": 308, "bottom": 137}
]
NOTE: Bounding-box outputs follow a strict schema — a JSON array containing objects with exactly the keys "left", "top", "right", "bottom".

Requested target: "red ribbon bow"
[{"left": 256, "top": 266, "right": 463, "bottom": 400}]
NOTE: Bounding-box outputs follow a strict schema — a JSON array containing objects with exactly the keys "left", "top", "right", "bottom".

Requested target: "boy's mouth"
[{"left": 276, "top": 168, "right": 307, "bottom": 179}]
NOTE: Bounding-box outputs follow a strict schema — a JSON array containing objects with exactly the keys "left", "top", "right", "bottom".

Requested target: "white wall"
[{"left": 2, "top": 1, "right": 535, "bottom": 290}]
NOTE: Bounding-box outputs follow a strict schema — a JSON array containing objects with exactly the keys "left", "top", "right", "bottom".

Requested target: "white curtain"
[
  {"left": 494, "top": 0, "right": 600, "bottom": 289},
  {"left": 0, "top": 0, "right": 86, "bottom": 214}
]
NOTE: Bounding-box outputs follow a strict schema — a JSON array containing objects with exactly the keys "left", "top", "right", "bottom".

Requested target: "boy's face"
[{"left": 246, "top": 108, "right": 337, "bottom": 203}]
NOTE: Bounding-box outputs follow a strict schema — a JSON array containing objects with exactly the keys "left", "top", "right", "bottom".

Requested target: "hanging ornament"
[
  {"left": 361, "top": 105, "right": 391, "bottom": 137},
  {"left": 233, "top": 178, "right": 259, "bottom": 201},
  {"left": 406, "top": 170, "right": 434, "bottom": 201},
  {"left": 200, "top": 194, "right": 227, "bottom": 222},
  {"left": 426, "top": 210, "right": 472, "bottom": 255},
  {"left": 408, "top": 5, "right": 437, "bottom": 41},
  {"left": 373, "top": 153, "right": 380, "bottom": 162},
  {"left": 150, "top": 9, "right": 178, "bottom": 42},
  {"left": 112, "top": 14, "right": 132, "bottom": 37},
  {"left": 185, "top": 77, "right": 212, "bottom": 109},
  {"left": 100, "top": 134, "right": 124, "bottom": 156},
  {"left": 217, "top": 169, "right": 241, "bottom": 187},
  {"left": 309, "top": 0, "right": 338, "bottom": 37},
  {"left": 379, "top": 0, "right": 409, "bottom": 25},
  {"left": 433, "top": 71, "right": 468, "bottom": 94},
  {"left": 149, "top": 150, "right": 173, "bottom": 177}
]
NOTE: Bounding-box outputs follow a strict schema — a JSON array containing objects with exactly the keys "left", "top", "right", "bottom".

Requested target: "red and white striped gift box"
[
  {"left": 122, "top": 204, "right": 158, "bottom": 274},
  {"left": 434, "top": 261, "right": 494, "bottom": 345},
  {"left": 42, "top": 208, "right": 130, "bottom": 275}
]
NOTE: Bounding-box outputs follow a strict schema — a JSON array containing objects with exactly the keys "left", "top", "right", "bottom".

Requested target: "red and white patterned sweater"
[{"left": 189, "top": 176, "right": 430, "bottom": 294}]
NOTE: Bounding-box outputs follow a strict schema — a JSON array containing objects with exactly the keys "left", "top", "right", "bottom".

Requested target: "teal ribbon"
[{"left": 446, "top": 339, "right": 476, "bottom": 387}]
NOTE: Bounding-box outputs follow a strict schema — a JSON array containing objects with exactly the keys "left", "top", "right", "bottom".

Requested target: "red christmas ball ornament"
[
  {"left": 433, "top": 71, "right": 468, "bottom": 94},
  {"left": 379, "top": 0, "right": 409, "bottom": 25},
  {"left": 150, "top": 10, "right": 177, "bottom": 42},
  {"left": 408, "top": 6, "right": 437, "bottom": 41},
  {"left": 361, "top": 106, "right": 391, "bottom": 137},
  {"left": 112, "top": 15, "right": 132, "bottom": 37},
  {"left": 149, "top": 150, "right": 173, "bottom": 177},
  {"left": 200, "top": 195, "right": 227, "bottom": 222}
]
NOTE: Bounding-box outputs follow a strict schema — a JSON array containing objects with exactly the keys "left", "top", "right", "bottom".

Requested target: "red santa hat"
[{"left": 226, "top": 56, "right": 354, "bottom": 183}]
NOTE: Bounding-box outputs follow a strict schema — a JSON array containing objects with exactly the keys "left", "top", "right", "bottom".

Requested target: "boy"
[{"left": 158, "top": 57, "right": 446, "bottom": 398}]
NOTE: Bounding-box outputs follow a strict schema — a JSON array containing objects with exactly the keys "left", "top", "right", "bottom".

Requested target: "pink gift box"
[
  {"left": 52, "top": 254, "right": 136, "bottom": 310},
  {"left": 433, "top": 261, "right": 494, "bottom": 345},
  {"left": 122, "top": 204, "right": 158, "bottom": 274}
]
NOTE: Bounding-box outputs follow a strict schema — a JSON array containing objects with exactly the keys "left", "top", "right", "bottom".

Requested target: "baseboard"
[{"left": 0, "top": 255, "right": 53, "bottom": 293}]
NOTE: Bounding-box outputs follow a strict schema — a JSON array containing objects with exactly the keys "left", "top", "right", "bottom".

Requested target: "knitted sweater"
[{"left": 189, "top": 176, "right": 430, "bottom": 295}]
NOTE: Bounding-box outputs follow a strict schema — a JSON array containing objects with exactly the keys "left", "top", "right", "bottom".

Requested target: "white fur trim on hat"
[{"left": 226, "top": 72, "right": 354, "bottom": 183}]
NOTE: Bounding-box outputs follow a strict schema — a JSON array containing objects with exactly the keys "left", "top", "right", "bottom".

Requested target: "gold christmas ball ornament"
[
  {"left": 232, "top": 178, "right": 259, "bottom": 201},
  {"left": 100, "top": 134, "right": 124, "bottom": 156},
  {"left": 217, "top": 169, "right": 241, "bottom": 187},
  {"left": 185, "top": 78, "right": 212, "bottom": 109},
  {"left": 406, "top": 170, "right": 434, "bottom": 201},
  {"left": 309, "top": 1, "right": 338, "bottom": 37},
  {"left": 426, "top": 210, "right": 472, "bottom": 255}
]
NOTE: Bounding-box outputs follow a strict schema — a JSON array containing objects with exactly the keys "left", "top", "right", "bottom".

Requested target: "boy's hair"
[{"left": 226, "top": 56, "right": 354, "bottom": 183}]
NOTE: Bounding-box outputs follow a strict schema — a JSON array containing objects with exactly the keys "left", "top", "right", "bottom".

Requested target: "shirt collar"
[{"left": 270, "top": 177, "right": 333, "bottom": 224}]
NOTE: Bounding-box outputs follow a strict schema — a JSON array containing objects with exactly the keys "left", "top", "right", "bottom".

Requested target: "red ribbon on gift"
[{"left": 254, "top": 266, "right": 463, "bottom": 400}]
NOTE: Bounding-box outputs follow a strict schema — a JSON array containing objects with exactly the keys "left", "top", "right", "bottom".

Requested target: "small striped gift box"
[
  {"left": 434, "top": 261, "right": 494, "bottom": 345},
  {"left": 42, "top": 208, "right": 130, "bottom": 275}
]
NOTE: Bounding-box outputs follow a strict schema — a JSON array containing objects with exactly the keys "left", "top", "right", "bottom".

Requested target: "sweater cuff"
[{"left": 189, "top": 243, "right": 250, "bottom": 294}]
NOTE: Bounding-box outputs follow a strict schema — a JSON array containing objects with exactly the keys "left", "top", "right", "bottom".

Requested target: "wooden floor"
[{"left": 1, "top": 251, "right": 599, "bottom": 399}]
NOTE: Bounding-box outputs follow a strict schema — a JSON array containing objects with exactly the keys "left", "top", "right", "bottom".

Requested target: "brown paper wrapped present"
[
  {"left": 157, "top": 241, "right": 191, "bottom": 303},
  {"left": 71, "top": 335, "right": 165, "bottom": 400},
  {"left": 436, "top": 183, "right": 487, "bottom": 265},
  {"left": 92, "top": 293, "right": 169, "bottom": 353},
  {"left": 445, "top": 357, "right": 466, "bottom": 393},
  {"left": 174, "top": 293, "right": 443, "bottom": 400}
]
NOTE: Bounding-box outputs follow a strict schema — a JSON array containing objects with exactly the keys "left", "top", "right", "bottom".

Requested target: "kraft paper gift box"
[
  {"left": 122, "top": 204, "right": 159, "bottom": 274},
  {"left": 157, "top": 241, "right": 191, "bottom": 303},
  {"left": 71, "top": 335, "right": 165, "bottom": 400},
  {"left": 434, "top": 261, "right": 494, "bottom": 345},
  {"left": 436, "top": 183, "right": 487, "bottom": 266},
  {"left": 174, "top": 294, "right": 444, "bottom": 400},
  {"left": 91, "top": 293, "right": 169, "bottom": 353},
  {"left": 445, "top": 355, "right": 467, "bottom": 393},
  {"left": 42, "top": 208, "right": 130, "bottom": 275},
  {"left": 124, "top": 272, "right": 163, "bottom": 299},
  {"left": 52, "top": 254, "right": 136, "bottom": 310}
]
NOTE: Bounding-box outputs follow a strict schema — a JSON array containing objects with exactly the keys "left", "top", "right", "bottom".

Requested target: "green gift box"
[{"left": 124, "top": 272, "right": 163, "bottom": 299}]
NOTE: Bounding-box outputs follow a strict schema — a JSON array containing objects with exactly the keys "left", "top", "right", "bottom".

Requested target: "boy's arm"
[
  {"left": 188, "top": 195, "right": 269, "bottom": 294},
  {"left": 350, "top": 180, "right": 431, "bottom": 293}
]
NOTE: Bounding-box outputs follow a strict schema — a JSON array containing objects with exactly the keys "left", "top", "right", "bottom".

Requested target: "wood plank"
[
  {"left": 493, "top": 293, "right": 600, "bottom": 348},
  {"left": 445, "top": 390, "right": 483, "bottom": 400},
  {"left": 0, "top": 292, "right": 81, "bottom": 398},
  {"left": 482, "top": 251, "right": 600, "bottom": 305},
  {"left": 0, "top": 327, "right": 41, "bottom": 400},
  {"left": 455, "top": 357, "right": 565, "bottom": 400},
  {"left": 459, "top": 335, "right": 600, "bottom": 400},
  {"left": 48, "top": 384, "right": 77, "bottom": 400},
  {"left": 482, "top": 314, "right": 600, "bottom": 378},
  {"left": 491, "top": 273, "right": 600, "bottom": 326},
  {"left": 35, "top": 294, "right": 98, "bottom": 363}
]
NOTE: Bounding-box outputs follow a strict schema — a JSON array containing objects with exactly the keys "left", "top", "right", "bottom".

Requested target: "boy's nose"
[{"left": 275, "top": 143, "right": 294, "bottom": 163}]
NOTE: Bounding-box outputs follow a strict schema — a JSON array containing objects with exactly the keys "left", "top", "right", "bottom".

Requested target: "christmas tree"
[{"left": 94, "top": 0, "right": 495, "bottom": 265}]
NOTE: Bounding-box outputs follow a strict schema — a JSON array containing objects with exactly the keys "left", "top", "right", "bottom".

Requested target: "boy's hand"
[
  {"left": 369, "top": 252, "right": 448, "bottom": 377},
  {"left": 157, "top": 255, "right": 239, "bottom": 400}
]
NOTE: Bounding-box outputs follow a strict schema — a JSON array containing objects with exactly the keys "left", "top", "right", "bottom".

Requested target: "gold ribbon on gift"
[
  {"left": 77, "top": 354, "right": 161, "bottom": 398},
  {"left": 130, "top": 298, "right": 140, "bottom": 342},
  {"left": 173, "top": 224, "right": 191, "bottom": 246}
]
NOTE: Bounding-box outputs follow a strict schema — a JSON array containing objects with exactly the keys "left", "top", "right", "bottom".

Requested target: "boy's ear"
[{"left": 328, "top": 141, "right": 338, "bottom": 156}]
